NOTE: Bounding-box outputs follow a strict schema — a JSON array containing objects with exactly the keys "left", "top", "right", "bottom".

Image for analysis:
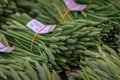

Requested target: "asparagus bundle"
[
  {"left": 29, "top": 0, "right": 74, "bottom": 24},
  {"left": 0, "top": 59, "right": 60, "bottom": 80},
  {"left": 71, "top": 44, "right": 120, "bottom": 80},
  {"left": 0, "top": 33, "right": 46, "bottom": 63},
  {"left": 74, "top": 0, "right": 120, "bottom": 48},
  {"left": 0, "top": 12, "right": 101, "bottom": 71}
]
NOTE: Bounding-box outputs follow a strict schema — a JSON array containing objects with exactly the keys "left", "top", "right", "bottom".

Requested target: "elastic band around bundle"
[
  {"left": 90, "top": 0, "right": 93, "bottom": 4},
  {"left": 61, "top": 4, "right": 77, "bottom": 22},
  {"left": 30, "top": 26, "right": 47, "bottom": 51}
]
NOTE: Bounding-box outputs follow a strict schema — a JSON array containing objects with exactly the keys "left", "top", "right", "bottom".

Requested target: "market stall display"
[{"left": 0, "top": 0, "right": 120, "bottom": 80}]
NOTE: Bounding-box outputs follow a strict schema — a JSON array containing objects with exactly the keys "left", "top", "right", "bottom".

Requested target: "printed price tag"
[
  {"left": 63, "top": 0, "right": 86, "bottom": 11},
  {"left": 0, "top": 43, "right": 14, "bottom": 53},
  {"left": 27, "top": 19, "right": 56, "bottom": 34},
  {"left": 63, "top": 0, "right": 76, "bottom": 9},
  {"left": 26, "top": 19, "right": 45, "bottom": 33}
]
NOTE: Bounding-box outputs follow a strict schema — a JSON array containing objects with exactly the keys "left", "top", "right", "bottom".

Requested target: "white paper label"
[
  {"left": 63, "top": 0, "right": 86, "bottom": 11},
  {"left": 0, "top": 43, "right": 14, "bottom": 53},
  {"left": 27, "top": 19, "right": 56, "bottom": 34},
  {"left": 26, "top": 19, "right": 45, "bottom": 33}
]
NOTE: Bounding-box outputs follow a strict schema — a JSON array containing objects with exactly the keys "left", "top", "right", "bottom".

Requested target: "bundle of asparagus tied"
[
  {"left": 0, "top": 33, "right": 46, "bottom": 63},
  {"left": 74, "top": 0, "right": 120, "bottom": 48},
  {"left": 70, "top": 44, "right": 120, "bottom": 80},
  {"left": 0, "top": 33, "right": 60, "bottom": 80}
]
